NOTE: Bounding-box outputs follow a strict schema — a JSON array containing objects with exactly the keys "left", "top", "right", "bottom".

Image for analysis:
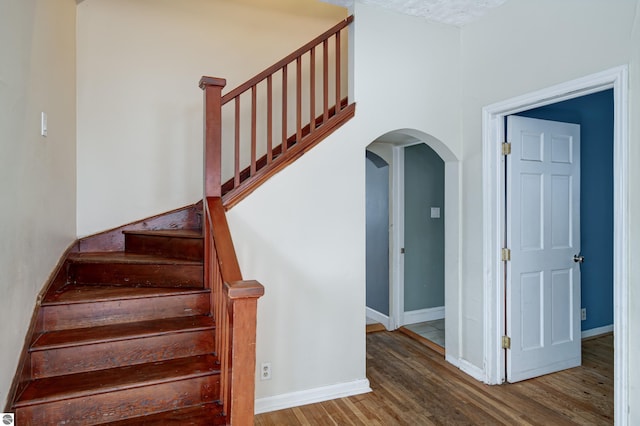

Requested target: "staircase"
[
  {"left": 12, "top": 228, "right": 227, "bottom": 425},
  {"left": 8, "top": 14, "right": 354, "bottom": 425}
]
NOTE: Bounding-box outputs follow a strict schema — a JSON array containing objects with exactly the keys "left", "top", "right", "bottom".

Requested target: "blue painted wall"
[
  {"left": 404, "top": 144, "right": 445, "bottom": 311},
  {"left": 515, "top": 89, "right": 613, "bottom": 332}
]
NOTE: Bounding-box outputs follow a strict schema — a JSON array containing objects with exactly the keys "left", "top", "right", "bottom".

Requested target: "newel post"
[
  {"left": 225, "top": 280, "right": 265, "bottom": 425},
  {"left": 199, "top": 76, "right": 227, "bottom": 198}
]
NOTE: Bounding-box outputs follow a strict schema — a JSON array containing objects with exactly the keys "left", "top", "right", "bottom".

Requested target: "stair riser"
[
  {"left": 15, "top": 375, "right": 219, "bottom": 425},
  {"left": 31, "top": 330, "right": 214, "bottom": 379},
  {"left": 125, "top": 234, "right": 203, "bottom": 261},
  {"left": 70, "top": 263, "right": 203, "bottom": 288},
  {"left": 106, "top": 403, "right": 225, "bottom": 425},
  {"left": 41, "top": 293, "right": 210, "bottom": 331}
]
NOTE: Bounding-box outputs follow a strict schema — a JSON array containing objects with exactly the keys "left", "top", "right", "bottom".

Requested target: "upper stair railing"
[{"left": 200, "top": 15, "right": 354, "bottom": 209}]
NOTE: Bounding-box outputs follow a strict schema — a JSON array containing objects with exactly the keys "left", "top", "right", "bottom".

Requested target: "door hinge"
[
  {"left": 502, "top": 335, "right": 511, "bottom": 350},
  {"left": 501, "top": 248, "right": 511, "bottom": 261},
  {"left": 502, "top": 142, "right": 511, "bottom": 155}
]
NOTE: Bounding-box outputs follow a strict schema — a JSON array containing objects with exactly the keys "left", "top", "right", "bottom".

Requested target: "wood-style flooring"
[{"left": 255, "top": 331, "right": 613, "bottom": 425}]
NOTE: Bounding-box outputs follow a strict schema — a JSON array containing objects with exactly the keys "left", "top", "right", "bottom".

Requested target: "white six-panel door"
[{"left": 506, "top": 116, "right": 581, "bottom": 382}]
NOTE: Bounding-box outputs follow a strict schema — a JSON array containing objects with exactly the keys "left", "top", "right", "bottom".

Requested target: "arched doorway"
[{"left": 365, "top": 129, "right": 460, "bottom": 357}]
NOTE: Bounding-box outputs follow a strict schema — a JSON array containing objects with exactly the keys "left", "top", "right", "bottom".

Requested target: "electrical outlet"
[
  {"left": 581, "top": 308, "right": 587, "bottom": 321},
  {"left": 261, "top": 362, "right": 271, "bottom": 380}
]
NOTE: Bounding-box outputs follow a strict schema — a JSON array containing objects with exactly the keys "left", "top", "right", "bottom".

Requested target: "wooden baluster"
[
  {"left": 282, "top": 66, "right": 288, "bottom": 154},
  {"left": 296, "top": 56, "right": 302, "bottom": 145},
  {"left": 234, "top": 97, "right": 241, "bottom": 188},
  {"left": 267, "top": 75, "right": 273, "bottom": 164},
  {"left": 335, "top": 31, "right": 341, "bottom": 113},
  {"left": 251, "top": 85, "right": 257, "bottom": 175},
  {"left": 204, "top": 204, "right": 212, "bottom": 292},
  {"left": 199, "top": 77, "right": 227, "bottom": 198},
  {"left": 213, "top": 247, "right": 222, "bottom": 359},
  {"left": 310, "top": 47, "right": 316, "bottom": 132},
  {"left": 221, "top": 296, "right": 230, "bottom": 414},
  {"left": 323, "top": 39, "right": 329, "bottom": 123}
]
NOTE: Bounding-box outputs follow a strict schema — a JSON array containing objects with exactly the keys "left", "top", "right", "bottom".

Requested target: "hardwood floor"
[{"left": 255, "top": 331, "right": 613, "bottom": 425}]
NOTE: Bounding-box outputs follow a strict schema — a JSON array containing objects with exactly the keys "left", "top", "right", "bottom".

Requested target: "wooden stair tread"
[
  {"left": 68, "top": 252, "right": 202, "bottom": 265},
  {"left": 32, "top": 316, "right": 214, "bottom": 351},
  {"left": 42, "top": 285, "right": 209, "bottom": 305},
  {"left": 14, "top": 354, "right": 219, "bottom": 408},
  {"left": 104, "top": 403, "right": 226, "bottom": 425},
  {"left": 122, "top": 229, "right": 202, "bottom": 239}
]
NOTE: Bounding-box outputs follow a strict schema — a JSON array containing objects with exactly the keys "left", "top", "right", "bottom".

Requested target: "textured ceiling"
[{"left": 322, "top": 0, "right": 508, "bottom": 26}]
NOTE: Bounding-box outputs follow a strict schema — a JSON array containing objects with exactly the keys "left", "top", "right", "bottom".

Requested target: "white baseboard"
[
  {"left": 455, "top": 357, "right": 485, "bottom": 382},
  {"left": 366, "top": 307, "right": 391, "bottom": 330},
  {"left": 445, "top": 354, "right": 460, "bottom": 369},
  {"left": 403, "top": 306, "right": 444, "bottom": 325},
  {"left": 254, "top": 379, "right": 372, "bottom": 414},
  {"left": 446, "top": 354, "right": 495, "bottom": 384},
  {"left": 582, "top": 324, "right": 613, "bottom": 339}
]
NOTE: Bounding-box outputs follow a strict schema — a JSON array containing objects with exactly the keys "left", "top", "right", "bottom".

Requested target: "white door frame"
[
  {"left": 482, "top": 66, "right": 629, "bottom": 424},
  {"left": 390, "top": 143, "right": 405, "bottom": 330}
]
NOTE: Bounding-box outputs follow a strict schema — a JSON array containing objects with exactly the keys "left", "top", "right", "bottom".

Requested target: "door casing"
[{"left": 482, "top": 66, "right": 629, "bottom": 424}]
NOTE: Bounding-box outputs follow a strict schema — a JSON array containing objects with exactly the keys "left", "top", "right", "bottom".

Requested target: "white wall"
[
  {"left": 228, "top": 1, "right": 461, "bottom": 408},
  {"left": 75, "top": 0, "right": 347, "bottom": 237},
  {"left": 0, "top": 0, "right": 77, "bottom": 407},
  {"left": 460, "top": 0, "right": 640, "bottom": 419}
]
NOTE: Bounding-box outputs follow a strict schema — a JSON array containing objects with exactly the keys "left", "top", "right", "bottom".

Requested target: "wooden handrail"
[
  {"left": 221, "top": 15, "right": 353, "bottom": 104},
  {"left": 204, "top": 197, "right": 264, "bottom": 424},
  {"left": 206, "top": 197, "right": 241, "bottom": 280}
]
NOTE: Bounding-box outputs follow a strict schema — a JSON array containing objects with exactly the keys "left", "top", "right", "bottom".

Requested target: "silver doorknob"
[{"left": 573, "top": 254, "right": 585, "bottom": 263}]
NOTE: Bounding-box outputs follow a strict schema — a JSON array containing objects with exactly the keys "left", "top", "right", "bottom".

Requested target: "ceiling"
[
  {"left": 322, "top": 0, "right": 508, "bottom": 26},
  {"left": 76, "top": 0, "right": 507, "bottom": 26}
]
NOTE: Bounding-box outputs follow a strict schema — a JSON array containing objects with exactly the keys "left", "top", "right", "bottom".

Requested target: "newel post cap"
[
  {"left": 199, "top": 76, "right": 227, "bottom": 90},
  {"left": 224, "top": 280, "right": 265, "bottom": 299}
]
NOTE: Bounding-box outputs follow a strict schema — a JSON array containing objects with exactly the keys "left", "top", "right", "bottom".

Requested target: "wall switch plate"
[
  {"left": 581, "top": 308, "right": 587, "bottom": 321},
  {"left": 430, "top": 207, "right": 440, "bottom": 219},
  {"left": 41, "top": 112, "right": 47, "bottom": 137}
]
